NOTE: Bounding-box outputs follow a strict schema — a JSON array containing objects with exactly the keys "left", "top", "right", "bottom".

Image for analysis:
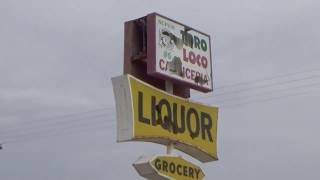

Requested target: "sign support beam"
[{"left": 165, "top": 80, "right": 174, "bottom": 155}]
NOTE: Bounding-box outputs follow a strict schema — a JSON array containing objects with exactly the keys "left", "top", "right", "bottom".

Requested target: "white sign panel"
[{"left": 148, "top": 13, "right": 213, "bottom": 92}]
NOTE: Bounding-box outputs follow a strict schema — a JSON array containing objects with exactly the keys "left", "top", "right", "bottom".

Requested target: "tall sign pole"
[
  {"left": 112, "top": 12, "right": 218, "bottom": 179},
  {"left": 165, "top": 80, "right": 174, "bottom": 155}
]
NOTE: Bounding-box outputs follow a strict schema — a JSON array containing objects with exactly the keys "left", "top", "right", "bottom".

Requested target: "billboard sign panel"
[
  {"left": 147, "top": 13, "right": 213, "bottom": 92},
  {"left": 112, "top": 75, "right": 218, "bottom": 162},
  {"left": 133, "top": 155, "right": 205, "bottom": 180}
]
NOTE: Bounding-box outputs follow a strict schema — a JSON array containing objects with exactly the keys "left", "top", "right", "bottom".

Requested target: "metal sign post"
[{"left": 165, "top": 80, "right": 174, "bottom": 155}]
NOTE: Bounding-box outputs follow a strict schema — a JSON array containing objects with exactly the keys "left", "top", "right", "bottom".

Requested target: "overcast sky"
[{"left": 1, "top": 0, "right": 320, "bottom": 179}]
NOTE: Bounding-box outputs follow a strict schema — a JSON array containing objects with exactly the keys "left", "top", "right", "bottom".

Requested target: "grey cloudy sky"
[{"left": 1, "top": 0, "right": 320, "bottom": 179}]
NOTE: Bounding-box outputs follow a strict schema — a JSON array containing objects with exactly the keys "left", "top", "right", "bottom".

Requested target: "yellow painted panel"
[
  {"left": 150, "top": 156, "right": 205, "bottom": 180},
  {"left": 129, "top": 76, "right": 218, "bottom": 160}
]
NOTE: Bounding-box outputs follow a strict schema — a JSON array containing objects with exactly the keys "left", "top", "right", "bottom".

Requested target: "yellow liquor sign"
[
  {"left": 133, "top": 155, "right": 205, "bottom": 180},
  {"left": 112, "top": 75, "right": 218, "bottom": 162}
]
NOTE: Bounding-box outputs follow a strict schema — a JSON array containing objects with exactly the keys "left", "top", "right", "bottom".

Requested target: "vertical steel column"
[{"left": 165, "top": 81, "right": 174, "bottom": 155}]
